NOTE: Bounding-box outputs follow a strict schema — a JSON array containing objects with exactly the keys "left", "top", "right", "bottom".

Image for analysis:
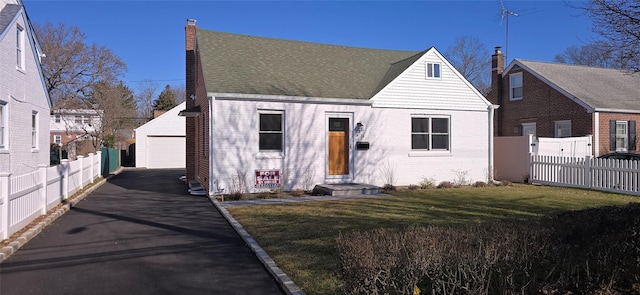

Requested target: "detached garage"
[{"left": 135, "top": 102, "right": 186, "bottom": 168}]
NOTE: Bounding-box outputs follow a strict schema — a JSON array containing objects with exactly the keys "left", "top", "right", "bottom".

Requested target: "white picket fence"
[
  {"left": 0, "top": 152, "right": 101, "bottom": 240},
  {"left": 530, "top": 155, "right": 640, "bottom": 196}
]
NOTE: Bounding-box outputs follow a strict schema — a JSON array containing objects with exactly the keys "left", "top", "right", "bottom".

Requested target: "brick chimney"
[
  {"left": 488, "top": 46, "right": 505, "bottom": 136},
  {"left": 185, "top": 19, "right": 197, "bottom": 182}
]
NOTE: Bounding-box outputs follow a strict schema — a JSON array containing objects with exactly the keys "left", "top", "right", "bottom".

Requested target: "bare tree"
[
  {"left": 444, "top": 36, "right": 491, "bottom": 94},
  {"left": 88, "top": 81, "right": 138, "bottom": 148},
  {"left": 573, "top": 0, "right": 640, "bottom": 71},
  {"left": 135, "top": 80, "right": 159, "bottom": 120},
  {"left": 554, "top": 41, "right": 630, "bottom": 68},
  {"left": 35, "top": 22, "right": 127, "bottom": 107},
  {"left": 171, "top": 84, "right": 186, "bottom": 104}
]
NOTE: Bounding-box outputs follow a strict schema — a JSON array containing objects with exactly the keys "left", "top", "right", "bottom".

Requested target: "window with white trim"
[
  {"left": 54, "top": 114, "right": 61, "bottom": 123},
  {"left": 610, "top": 120, "right": 636, "bottom": 152},
  {"left": 554, "top": 120, "right": 572, "bottom": 138},
  {"left": 16, "top": 25, "right": 24, "bottom": 70},
  {"left": 259, "top": 111, "right": 284, "bottom": 151},
  {"left": 411, "top": 116, "right": 450, "bottom": 151},
  {"left": 426, "top": 63, "right": 441, "bottom": 79},
  {"left": 75, "top": 115, "right": 83, "bottom": 124},
  {"left": 510, "top": 73, "right": 523, "bottom": 101},
  {"left": 31, "top": 111, "right": 38, "bottom": 148},
  {"left": 54, "top": 135, "right": 62, "bottom": 144},
  {"left": 0, "top": 103, "right": 6, "bottom": 148}
]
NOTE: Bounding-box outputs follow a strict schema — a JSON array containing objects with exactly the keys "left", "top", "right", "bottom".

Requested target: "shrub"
[
  {"left": 472, "top": 181, "right": 489, "bottom": 187},
  {"left": 436, "top": 181, "right": 455, "bottom": 189},
  {"left": 290, "top": 189, "right": 306, "bottom": 197},
  {"left": 382, "top": 184, "right": 396, "bottom": 192},
  {"left": 419, "top": 177, "right": 436, "bottom": 189}
]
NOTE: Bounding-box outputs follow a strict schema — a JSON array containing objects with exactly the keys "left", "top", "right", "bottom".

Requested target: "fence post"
[
  {"left": 61, "top": 159, "right": 70, "bottom": 200},
  {"left": 77, "top": 155, "right": 85, "bottom": 188},
  {"left": 39, "top": 165, "right": 48, "bottom": 215},
  {"left": 88, "top": 153, "right": 95, "bottom": 183},
  {"left": 584, "top": 155, "right": 592, "bottom": 189},
  {"left": 0, "top": 172, "right": 11, "bottom": 240}
]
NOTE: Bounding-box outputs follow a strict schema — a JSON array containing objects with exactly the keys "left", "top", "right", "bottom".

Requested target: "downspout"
[
  {"left": 488, "top": 104, "right": 500, "bottom": 183},
  {"left": 208, "top": 95, "right": 215, "bottom": 196}
]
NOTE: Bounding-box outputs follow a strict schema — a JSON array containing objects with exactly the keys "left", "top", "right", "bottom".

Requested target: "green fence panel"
[{"left": 101, "top": 147, "right": 120, "bottom": 176}]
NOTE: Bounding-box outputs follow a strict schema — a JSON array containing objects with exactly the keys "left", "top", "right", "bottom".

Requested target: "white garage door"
[{"left": 147, "top": 136, "right": 186, "bottom": 168}]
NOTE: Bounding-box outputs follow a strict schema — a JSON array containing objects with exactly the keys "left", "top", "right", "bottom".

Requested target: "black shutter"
[
  {"left": 610, "top": 120, "right": 616, "bottom": 151},
  {"left": 629, "top": 120, "right": 636, "bottom": 151}
]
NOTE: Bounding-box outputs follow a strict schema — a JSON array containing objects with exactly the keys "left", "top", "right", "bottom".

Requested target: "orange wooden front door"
[{"left": 328, "top": 118, "right": 349, "bottom": 175}]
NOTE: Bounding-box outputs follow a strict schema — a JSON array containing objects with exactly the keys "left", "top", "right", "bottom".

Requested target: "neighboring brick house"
[
  {"left": 0, "top": 0, "right": 51, "bottom": 175},
  {"left": 181, "top": 20, "right": 497, "bottom": 195},
  {"left": 487, "top": 47, "right": 640, "bottom": 156}
]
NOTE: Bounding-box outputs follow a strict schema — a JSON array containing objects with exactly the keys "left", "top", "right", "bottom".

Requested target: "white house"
[
  {"left": 135, "top": 102, "right": 186, "bottom": 168},
  {"left": 50, "top": 108, "right": 102, "bottom": 145},
  {"left": 182, "top": 20, "right": 497, "bottom": 194},
  {"left": 0, "top": 0, "right": 51, "bottom": 175}
]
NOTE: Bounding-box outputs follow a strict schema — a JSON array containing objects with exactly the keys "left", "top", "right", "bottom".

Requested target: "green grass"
[{"left": 227, "top": 184, "right": 638, "bottom": 295}]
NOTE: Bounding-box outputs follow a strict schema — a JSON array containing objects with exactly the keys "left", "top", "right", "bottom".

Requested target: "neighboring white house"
[
  {"left": 182, "top": 21, "right": 497, "bottom": 194},
  {"left": 0, "top": 0, "right": 51, "bottom": 175},
  {"left": 135, "top": 102, "right": 186, "bottom": 168},
  {"left": 50, "top": 108, "right": 102, "bottom": 144}
]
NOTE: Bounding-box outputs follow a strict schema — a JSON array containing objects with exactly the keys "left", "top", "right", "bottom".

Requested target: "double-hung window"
[
  {"left": 16, "top": 25, "right": 24, "bottom": 70},
  {"left": 0, "top": 103, "right": 5, "bottom": 149},
  {"left": 411, "top": 116, "right": 450, "bottom": 151},
  {"left": 54, "top": 135, "right": 62, "bottom": 144},
  {"left": 259, "top": 111, "right": 283, "bottom": 152},
  {"left": 31, "top": 111, "right": 38, "bottom": 149},
  {"left": 611, "top": 120, "right": 636, "bottom": 152},
  {"left": 426, "top": 63, "right": 441, "bottom": 79},
  {"left": 554, "top": 120, "right": 572, "bottom": 138},
  {"left": 510, "top": 73, "right": 523, "bottom": 101}
]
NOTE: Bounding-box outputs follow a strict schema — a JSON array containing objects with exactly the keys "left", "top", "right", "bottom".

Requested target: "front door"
[{"left": 328, "top": 118, "right": 349, "bottom": 175}]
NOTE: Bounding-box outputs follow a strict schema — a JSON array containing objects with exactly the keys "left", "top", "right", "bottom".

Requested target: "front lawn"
[{"left": 227, "top": 184, "right": 637, "bottom": 295}]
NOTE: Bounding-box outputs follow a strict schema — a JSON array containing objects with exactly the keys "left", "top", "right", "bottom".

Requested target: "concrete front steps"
[{"left": 312, "top": 183, "right": 381, "bottom": 196}]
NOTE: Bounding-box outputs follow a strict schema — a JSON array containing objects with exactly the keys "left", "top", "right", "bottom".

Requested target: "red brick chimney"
[{"left": 185, "top": 19, "right": 197, "bottom": 182}]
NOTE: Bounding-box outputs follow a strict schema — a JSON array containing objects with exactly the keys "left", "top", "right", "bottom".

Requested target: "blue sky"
[{"left": 22, "top": 0, "right": 596, "bottom": 96}]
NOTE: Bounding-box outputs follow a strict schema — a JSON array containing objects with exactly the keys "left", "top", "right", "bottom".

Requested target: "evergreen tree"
[{"left": 152, "top": 85, "right": 177, "bottom": 111}]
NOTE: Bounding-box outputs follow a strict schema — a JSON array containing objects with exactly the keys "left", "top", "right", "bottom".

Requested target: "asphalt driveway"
[{"left": 0, "top": 169, "right": 284, "bottom": 295}]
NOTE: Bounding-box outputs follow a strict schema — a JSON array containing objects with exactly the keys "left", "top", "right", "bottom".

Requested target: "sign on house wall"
[{"left": 255, "top": 169, "right": 280, "bottom": 188}]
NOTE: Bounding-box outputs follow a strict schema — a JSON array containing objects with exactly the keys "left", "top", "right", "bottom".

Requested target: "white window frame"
[
  {"left": 31, "top": 111, "right": 38, "bottom": 149},
  {"left": 258, "top": 110, "right": 285, "bottom": 154},
  {"left": 615, "top": 121, "right": 628, "bottom": 152},
  {"left": 16, "top": 24, "right": 25, "bottom": 70},
  {"left": 522, "top": 122, "right": 536, "bottom": 137},
  {"left": 410, "top": 115, "right": 451, "bottom": 152},
  {"left": 0, "top": 103, "right": 6, "bottom": 149},
  {"left": 75, "top": 115, "right": 83, "bottom": 125},
  {"left": 554, "top": 120, "right": 572, "bottom": 138},
  {"left": 54, "top": 135, "right": 62, "bottom": 144},
  {"left": 426, "top": 62, "right": 441, "bottom": 79},
  {"left": 54, "top": 114, "right": 61, "bottom": 123},
  {"left": 510, "top": 73, "right": 523, "bottom": 101}
]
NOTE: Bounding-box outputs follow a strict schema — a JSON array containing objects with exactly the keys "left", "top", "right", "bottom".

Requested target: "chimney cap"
[
  {"left": 494, "top": 46, "right": 502, "bottom": 54},
  {"left": 187, "top": 19, "right": 197, "bottom": 25}
]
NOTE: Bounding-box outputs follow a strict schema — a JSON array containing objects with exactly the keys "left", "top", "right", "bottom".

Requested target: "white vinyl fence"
[
  {"left": 530, "top": 155, "right": 640, "bottom": 196},
  {"left": 0, "top": 152, "right": 101, "bottom": 240}
]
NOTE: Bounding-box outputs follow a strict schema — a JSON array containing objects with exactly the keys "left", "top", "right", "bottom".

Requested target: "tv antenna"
[{"left": 499, "top": 0, "right": 519, "bottom": 62}]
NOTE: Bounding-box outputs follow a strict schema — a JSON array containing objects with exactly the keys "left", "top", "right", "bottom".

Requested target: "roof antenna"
[{"left": 499, "top": 0, "right": 519, "bottom": 62}]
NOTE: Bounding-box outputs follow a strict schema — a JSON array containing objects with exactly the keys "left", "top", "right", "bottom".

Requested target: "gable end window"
[
  {"left": 426, "top": 63, "right": 441, "bottom": 79},
  {"left": 610, "top": 120, "right": 636, "bottom": 152},
  {"left": 259, "top": 111, "right": 284, "bottom": 151},
  {"left": 510, "top": 73, "right": 523, "bottom": 101},
  {"left": 16, "top": 25, "right": 25, "bottom": 70},
  {"left": 411, "top": 116, "right": 450, "bottom": 151}
]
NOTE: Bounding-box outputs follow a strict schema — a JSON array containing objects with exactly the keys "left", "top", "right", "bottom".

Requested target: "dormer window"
[
  {"left": 426, "top": 63, "right": 441, "bottom": 79},
  {"left": 510, "top": 73, "right": 523, "bottom": 101}
]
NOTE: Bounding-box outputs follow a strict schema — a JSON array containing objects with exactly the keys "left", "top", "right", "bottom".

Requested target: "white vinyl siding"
[{"left": 371, "top": 49, "right": 491, "bottom": 111}]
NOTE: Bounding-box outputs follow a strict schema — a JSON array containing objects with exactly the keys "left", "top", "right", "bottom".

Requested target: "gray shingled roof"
[
  {"left": 516, "top": 60, "right": 640, "bottom": 112},
  {"left": 0, "top": 4, "right": 21, "bottom": 37},
  {"left": 197, "top": 29, "right": 424, "bottom": 99}
]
